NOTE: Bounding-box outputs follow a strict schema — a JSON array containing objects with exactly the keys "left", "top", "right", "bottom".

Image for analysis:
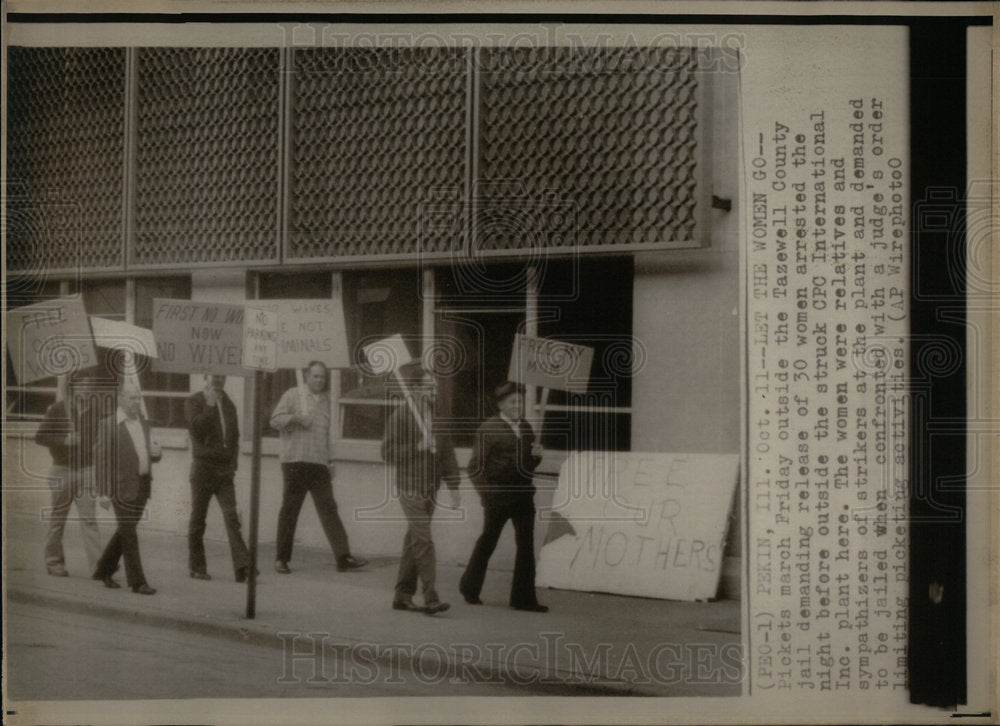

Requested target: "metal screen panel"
[
  {"left": 133, "top": 48, "right": 281, "bottom": 266},
  {"left": 288, "top": 48, "right": 469, "bottom": 261},
  {"left": 6, "top": 47, "right": 126, "bottom": 273},
  {"left": 476, "top": 47, "right": 703, "bottom": 252}
]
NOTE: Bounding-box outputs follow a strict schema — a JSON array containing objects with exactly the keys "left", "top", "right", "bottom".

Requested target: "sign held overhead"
[
  {"left": 255, "top": 299, "right": 350, "bottom": 370},
  {"left": 151, "top": 298, "right": 246, "bottom": 376},
  {"left": 508, "top": 333, "right": 594, "bottom": 393},
  {"left": 6, "top": 297, "right": 97, "bottom": 384}
]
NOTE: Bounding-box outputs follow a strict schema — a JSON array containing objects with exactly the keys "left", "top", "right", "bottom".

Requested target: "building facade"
[{"left": 6, "top": 44, "right": 740, "bottom": 589}]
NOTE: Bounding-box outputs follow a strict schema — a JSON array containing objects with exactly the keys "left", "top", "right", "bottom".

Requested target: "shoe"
[
  {"left": 132, "top": 583, "right": 156, "bottom": 595},
  {"left": 100, "top": 575, "right": 121, "bottom": 589},
  {"left": 336, "top": 555, "right": 368, "bottom": 572},
  {"left": 461, "top": 592, "right": 483, "bottom": 605},
  {"left": 392, "top": 599, "right": 426, "bottom": 613},
  {"left": 424, "top": 601, "right": 451, "bottom": 615},
  {"left": 512, "top": 603, "right": 548, "bottom": 613},
  {"left": 274, "top": 560, "right": 291, "bottom": 574},
  {"left": 47, "top": 565, "right": 69, "bottom": 577},
  {"left": 189, "top": 570, "right": 212, "bottom": 581},
  {"left": 236, "top": 566, "right": 259, "bottom": 583}
]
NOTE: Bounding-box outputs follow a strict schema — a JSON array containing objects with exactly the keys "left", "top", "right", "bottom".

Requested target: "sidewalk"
[{"left": 5, "top": 501, "right": 741, "bottom": 697}]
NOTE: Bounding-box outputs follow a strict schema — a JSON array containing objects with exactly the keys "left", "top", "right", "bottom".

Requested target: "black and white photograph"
[{"left": 2, "top": 3, "right": 996, "bottom": 725}]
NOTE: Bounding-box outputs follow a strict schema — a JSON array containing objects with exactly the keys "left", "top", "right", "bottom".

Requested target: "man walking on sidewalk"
[
  {"left": 270, "top": 361, "right": 367, "bottom": 575},
  {"left": 35, "top": 375, "right": 105, "bottom": 577},
  {"left": 460, "top": 381, "right": 548, "bottom": 612},
  {"left": 381, "top": 367, "right": 460, "bottom": 615},
  {"left": 185, "top": 373, "right": 252, "bottom": 582},
  {"left": 92, "top": 382, "right": 161, "bottom": 595}
]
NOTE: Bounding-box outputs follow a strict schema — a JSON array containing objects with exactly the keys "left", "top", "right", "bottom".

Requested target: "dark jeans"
[
  {"left": 395, "top": 489, "right": 438, "bottom": 604},
  {"left": 460, "top": 497, "right": 539, "bottom": 608},
  {"left": 94, "top": 476, "right": 151, "bottom": 589},
  {"left": 276, "top": 462, "right": 350, "bottom": 563},
  {"left": 189, "top": 461, "right": 251, "bottom": 576}
]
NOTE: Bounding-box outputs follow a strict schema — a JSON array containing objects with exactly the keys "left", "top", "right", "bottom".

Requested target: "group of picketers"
[{"left": 37, "top": 361, "right": 550, "bottom": 614}]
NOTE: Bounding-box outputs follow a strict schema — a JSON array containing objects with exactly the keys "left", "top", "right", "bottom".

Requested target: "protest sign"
[
  {"left": 537, "top": 451, "right": 739, "bottom": 601},
  {"left": 362, "top": 334, "right": 416, "bottom": 376},
  {"left": 6, "top": 297, "right": 97, "bottom": 384},
  {"left": 89, "top": 316, "right": 158, "bottom": 359},
  {"left": 150, "top": 299, "right": 245, "bottom": 376},
  {"left": 255, "top": 298, "right": 350, "bottom": 369},
  {"left": 507, "top": 333, "right": 594, "bottom": 393}
]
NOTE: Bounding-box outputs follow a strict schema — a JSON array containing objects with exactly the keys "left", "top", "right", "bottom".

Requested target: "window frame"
[
  {"left": 330, "top": 262, "right": 635, "bottom": 466},
  {"left": 4, "top": 275, "right": 193, "bottom": 431}
]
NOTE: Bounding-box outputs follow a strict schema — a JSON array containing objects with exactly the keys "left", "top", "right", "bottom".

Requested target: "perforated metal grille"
[
  {"left": 477, "top": 47, "right": 702, "bottom": 251},
  {"left": 133, "top": 48, "right": 281, "bottom": 266},
  {"left": 6, "top": 47, "right": 126, "bottom": 272},
  {"left": 288, "top": 48, "right": 469, "bottom": 260}
]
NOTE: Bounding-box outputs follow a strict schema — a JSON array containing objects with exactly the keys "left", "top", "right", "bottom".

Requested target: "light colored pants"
[{"left": 44, "top": 464, "right": 102, "bottom": 572}]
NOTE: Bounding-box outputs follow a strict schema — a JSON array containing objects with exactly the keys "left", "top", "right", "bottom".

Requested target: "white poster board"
[
  {"left": 6, "top": 297, "right": 97, "bottom": 383},
  {"left": 507, "top": 333, "right": 594, "bottom": 393},
  {"left": 255, "top": 298, "right": 350, "bottom": 369},
  {"left": 537, "top": 451, "right": 739, "bottom": 601},
  {"left": 242, "top": 307, "right": 279, "bottom": 372},
  {"left": 362, "top": 334, "right": 416, "bottom": 375},
  {"left": 89, "top": 316, "right": 158, "bottom": 359}
]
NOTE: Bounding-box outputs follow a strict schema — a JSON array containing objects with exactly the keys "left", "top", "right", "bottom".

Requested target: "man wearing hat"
[
  {"left": 381, "top": 366, "right": 460, "bottom": 615},
  {"left": 460, "top": 381, "right": 548, "bottom": 612}
]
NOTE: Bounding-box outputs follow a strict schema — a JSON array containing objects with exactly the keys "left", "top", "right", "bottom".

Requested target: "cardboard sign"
[
  {"left": 362, "top": 334, "right": 416, "bottom": 376},
  {"left": 150, "top": 299, "right": 246, "bottom": 376},
  {"left": 537, "top": 451, "right": 739, "bottom": 601},
  {"left": 243, "top": 307, "right": 279, "bottom": 372},
  {"left": 508, "top": 333, "right": 594, "bottom": 393},
  {"left": 255, "top": 299, "right": 350, "bottom": 369},
  {"left": 89, "top": 316, "right": 158, "bottom": 358},
  {"left": 6, "top": 297, "right": 97, "bottom": 383}
]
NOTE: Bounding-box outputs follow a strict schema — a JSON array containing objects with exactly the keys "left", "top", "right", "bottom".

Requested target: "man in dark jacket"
[
  {"left": 381, "top": 368, "right": 460, "bottom": 615},
  {"left": 92, "top": 382, "right": 161, "bottom": 594},
  {"left": 459, "top": 381, "right": 548, "bottom": 612},
  {"left": 185, "top": 374, "right": 251, "bottom": 582},
  {"left": 35, "top": 378, "right": 105, "bottom": 577}
]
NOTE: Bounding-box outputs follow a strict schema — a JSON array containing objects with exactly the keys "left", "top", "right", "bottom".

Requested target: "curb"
[{"left": 8, "top": 586, "right": 655, "bottom": 697}]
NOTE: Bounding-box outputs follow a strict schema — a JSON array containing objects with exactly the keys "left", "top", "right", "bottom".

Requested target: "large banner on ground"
[{"left": 537, "top": 451, "right": 739, "bottom": 601}]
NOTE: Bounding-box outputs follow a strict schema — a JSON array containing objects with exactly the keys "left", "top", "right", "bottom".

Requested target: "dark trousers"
[
  {"left": 94, "top": 477, "right": 151, "bottom": 589},
  {"left": 276, "top": 462, "right": 350, "bottom": 563},
  {"left": 460, "top": 498, "right": 539, "bottom": 608},
  {"left": 395, "top": 489, "right": 438, "bottom": 604},
  {"left": 189, "top": 461, "right": 251, "bottom": 576}
]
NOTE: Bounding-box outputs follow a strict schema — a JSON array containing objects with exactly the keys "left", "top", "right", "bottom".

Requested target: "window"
[
  {"left": 339, "top": 269, "right": 422, "bottom": 440},
  {"left": 536, "top": 258, "right": 633, "bottom": 451},
  {"left": 436, "top": 258, "right": 633, "bottom": 451}
]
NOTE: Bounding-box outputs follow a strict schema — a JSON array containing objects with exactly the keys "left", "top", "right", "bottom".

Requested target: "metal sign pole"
[{"left": 246, "top": 369, "right": 263, "bottom": 619}]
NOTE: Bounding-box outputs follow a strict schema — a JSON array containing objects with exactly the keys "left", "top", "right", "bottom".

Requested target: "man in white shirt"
[
  {"left": 270, "top": 361, "right": 367, "bottom": 575},
  {"left": 92, "top": 382, "right": 161, "bottom": 595}
]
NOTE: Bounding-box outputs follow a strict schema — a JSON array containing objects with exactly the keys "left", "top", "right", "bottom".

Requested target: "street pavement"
[{"left": 5, "top": 491, "right": 742, "bottom": 699}]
